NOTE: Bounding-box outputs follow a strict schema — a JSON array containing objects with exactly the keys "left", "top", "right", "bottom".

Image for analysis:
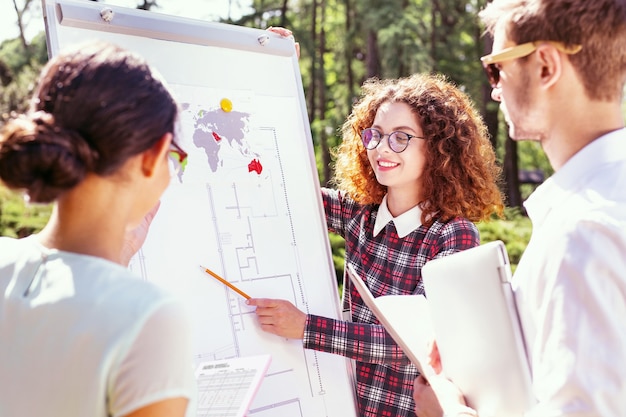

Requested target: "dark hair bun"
[{"left": 0, "top": 111, "right": 98, "bottom": 203}]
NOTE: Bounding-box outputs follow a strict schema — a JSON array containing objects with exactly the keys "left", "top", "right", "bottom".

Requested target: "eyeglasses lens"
[
  {"left": 361, "top": 129, "right": 379, "bottom": 150},
  {"left": 388, "top": 132, "right": 410, "bottom": 152},
  {"left": 361, "top": 129, "right": 411, "bottom": 153},
  {"left": 169, "top": 141, "right": 188, "bottom": 164},
  {"left": 169, "top": 150, "right": 185, "bottom": 164},
  {"left": 168, "top": 141, "right": 188, "bottom": 177},
  {"left": 484, "top": 63, "right": 500, "bottom": 88}
]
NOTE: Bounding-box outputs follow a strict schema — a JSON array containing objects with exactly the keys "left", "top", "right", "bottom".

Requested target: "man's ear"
[
  {"left": 536, "top": 44, "right": 563, "bottom": 90},
  {"left": 141, "top": 132, "right": 172, "bottom": 177}
]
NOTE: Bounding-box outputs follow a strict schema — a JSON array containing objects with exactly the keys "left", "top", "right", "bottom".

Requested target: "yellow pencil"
[{"left": 200, "top": 265, "right": 251, "bottom": 300}]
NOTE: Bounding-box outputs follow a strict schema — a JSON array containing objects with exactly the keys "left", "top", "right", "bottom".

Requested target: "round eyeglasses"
[{"left": 361, "top": 128, "right": 424, "bottom": 153}]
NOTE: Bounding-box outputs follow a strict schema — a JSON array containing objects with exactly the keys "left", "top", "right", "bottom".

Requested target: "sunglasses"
[
  {"left": 361, "top": 128, "right": 424, "bottom": 153},
  {"left": 480, "top": 41, "right": 582, "bottom": 88}
]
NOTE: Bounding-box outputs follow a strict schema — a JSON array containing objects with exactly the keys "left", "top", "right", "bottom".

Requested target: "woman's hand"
[
  {"left": 247, "top": 298, "right": 306, "bottom": 339},
  {"left": 266, "top": 26, "right": 300, "bottom": 58},
  {"left": 120, "top": 201, "right": 160, "bottom": 266}
]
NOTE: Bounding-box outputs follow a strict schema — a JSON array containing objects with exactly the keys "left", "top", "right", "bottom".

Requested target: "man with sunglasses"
[{"left": 413, "top": 0, "right": 626, "bottom": 416}]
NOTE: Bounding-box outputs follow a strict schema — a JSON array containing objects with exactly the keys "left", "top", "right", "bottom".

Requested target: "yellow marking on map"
[{"left": 220, "top": 98, "right": 233, "bottom": 112}]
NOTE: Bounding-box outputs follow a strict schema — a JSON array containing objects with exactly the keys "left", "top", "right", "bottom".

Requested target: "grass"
[{"left": 0, "top": 186, "right": 52, "bottom": 238}]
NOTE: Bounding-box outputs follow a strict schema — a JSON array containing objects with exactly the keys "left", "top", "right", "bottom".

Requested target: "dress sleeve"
[
  {"left": 321, "top": 188, "right": 360, "bottom": 238},
  {"left": 303, "top": 314, "right": 410, "bottom": 365},
  {"left": 108, "top": 301, "right": 196, "bottom": 417},
  {"left": 432, "top": 218, "right": 480, "bottom": 259}
]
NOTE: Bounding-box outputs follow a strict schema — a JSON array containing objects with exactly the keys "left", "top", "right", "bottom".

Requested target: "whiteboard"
[{"left": 42, "top": 1, "right": 358, "bottom": 416}]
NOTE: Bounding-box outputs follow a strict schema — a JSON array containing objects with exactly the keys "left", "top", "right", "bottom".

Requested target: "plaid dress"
[{"left": 303, "top": 188, "right": 480, "bottom": 417}]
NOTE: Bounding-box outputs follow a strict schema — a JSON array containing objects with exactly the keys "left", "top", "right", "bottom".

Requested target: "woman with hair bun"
[{"left": 0, "top": 41, "right": 194, "bottom": 417}]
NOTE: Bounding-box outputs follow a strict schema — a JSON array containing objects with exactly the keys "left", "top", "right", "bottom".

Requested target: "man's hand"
[
  {"left": 413, "top": 341, "right": 475, "bottom": 417},
  {"left": 414, "top": 375, "right": 444, "bottom": 417}
]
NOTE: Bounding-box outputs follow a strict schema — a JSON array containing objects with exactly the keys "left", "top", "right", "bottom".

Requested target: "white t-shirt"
[
  {"left": 0, "top": 236, "right": 196, "bottom": 417},
  {"left": 514, "top": 128, "right": 626, "bottom": 416}
]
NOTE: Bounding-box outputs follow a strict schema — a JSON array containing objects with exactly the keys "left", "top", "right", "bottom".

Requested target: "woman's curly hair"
[{"left": 332, "top": 73, "right": 504, "bottom": 224}]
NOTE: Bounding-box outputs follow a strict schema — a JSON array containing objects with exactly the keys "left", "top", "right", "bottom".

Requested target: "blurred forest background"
[{"left": 2, "top": 0, "right": 623, "bottom": 279}]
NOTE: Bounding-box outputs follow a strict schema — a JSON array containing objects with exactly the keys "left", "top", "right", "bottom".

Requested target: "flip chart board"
[{"left": 42, "top": 1, "right": 358, "bottom": 416}]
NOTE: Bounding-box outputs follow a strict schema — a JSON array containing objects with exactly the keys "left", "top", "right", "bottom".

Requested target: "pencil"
[{"left": 200, "top": 265, "right": 251, "bottom": 300}]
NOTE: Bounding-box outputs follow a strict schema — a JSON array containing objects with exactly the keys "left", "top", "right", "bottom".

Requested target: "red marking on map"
[
  {"left": 212, "top": 131, "right": 222, "bottom": 142},
  {"left": 248, "top": 159, "right": 263, "bottom": 175}
]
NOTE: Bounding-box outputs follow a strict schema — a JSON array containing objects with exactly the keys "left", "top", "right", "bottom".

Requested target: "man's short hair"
[{"left": 479, "top": 0, "right": 626, "bottom": 102}]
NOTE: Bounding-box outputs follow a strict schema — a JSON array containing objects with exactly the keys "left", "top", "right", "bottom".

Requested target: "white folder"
[
  {"left": 345, "top": 263, "right": 434, "bottom": 376},
  {"left": 422, "top": 240, "right": 535, "bottom": 417}
]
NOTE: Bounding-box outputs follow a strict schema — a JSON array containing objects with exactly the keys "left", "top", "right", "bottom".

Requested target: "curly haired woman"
[{"left": 248, "top": 72, "right": 504, "bottom": 417}]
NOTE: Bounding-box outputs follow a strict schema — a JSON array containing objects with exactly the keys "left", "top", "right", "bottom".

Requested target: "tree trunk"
[
  {"left": 397, "top": 0, "right": 409, "bottom": 76},
  {"left": 430, "top": 0, "right": 438, "bottom": 72},
  {"left": 480, "top": 33, "right": 522, "bottom": 209},
  {"left": 12, "top": 0, "right": 34, "bottom": 52},
  {"left": 318, "top": 0, "right": 331, "bottom": 186},
  {"left": 344, "top": 0, "right": 354, "bottom": 108},
  {"left": 366, "top": 30, "right": 380, "bottom": 78},
  {"left": 0, "top": 62, "right": 12, "bottom": 86},
  {"left": 308, "top": 0, "right": 318, "bottom": 123},
  {"left": 481, "top": 35, "right": 499, "bottom": 149},
  {"left": 504, "top": 136, "right": 522, "bottom": 208},
  {"left": 280, "top": 0, "right": 288, "bottom": 27}
]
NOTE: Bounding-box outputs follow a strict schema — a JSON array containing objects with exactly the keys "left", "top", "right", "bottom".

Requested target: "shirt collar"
[
  {"left": 524, "top": 127, "right": 626, "bottom": 224},
  {"left": 373, "top": 195, "right": 423, "bottom": 238}
]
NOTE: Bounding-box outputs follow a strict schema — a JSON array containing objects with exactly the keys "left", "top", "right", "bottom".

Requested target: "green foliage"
[
  {"left": 0, "top": 33, "right": 48, "bottom": 75},
  {"left": 0, "top": 186, "right": 52, "bottom": 238},
  {"left": 517, "top": 141, "right": 552, "bottom": 175},
  {"left": 0, "top": 61, "right": 41, "bottom": 119},
  {"left": 328, "top": 232, "right": 346, "bottom": 286},
  {"left": 476, "top": 207, "right": 532, "bottom": 271},
  {"left": 0, "top": 32, "right": 48, "bottom": 123},
  {"left": 493, "top": 111, "right": 553, "bottom": 200},
  {"left": 0, "top": 33, "right": 52, "bottom": 237}
]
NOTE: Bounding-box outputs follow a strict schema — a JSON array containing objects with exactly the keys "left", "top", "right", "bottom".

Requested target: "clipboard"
[
  {"left": 194, "top": 354, "right": 271, "bottom": 417},
  {"left": 345, "top": 263, "right": 434, "bottom": 376},
  {"left": 421, "top": 240, "right": 535, "bottom": 417}
]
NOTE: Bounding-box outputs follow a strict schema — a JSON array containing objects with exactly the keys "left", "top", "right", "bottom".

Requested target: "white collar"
[
  {"left": 524, "top": 127, "right": 626, "bottom": 223},
  {"left": 373, "top": 195, "right": 423, "bottom": 238}
]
